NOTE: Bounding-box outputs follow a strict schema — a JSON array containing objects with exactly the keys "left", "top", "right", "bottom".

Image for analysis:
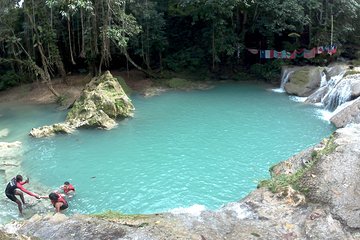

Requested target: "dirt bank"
[{"left": 0, "top": 70, "right": 152, "bottom": 105}]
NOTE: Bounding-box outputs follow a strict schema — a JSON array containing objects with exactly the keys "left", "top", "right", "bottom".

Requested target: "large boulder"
[
  {"left": 284, "top": 66, "right": 324, "bottom": 97},
  {"left": 30, "top": 71, "right": 135, "bottom": 137},
  {"left": 330, "top": 97, "right": 360, "bottom": 128},
  {"left": 65, "top": 71, "right": 134, "bottom": 129}
]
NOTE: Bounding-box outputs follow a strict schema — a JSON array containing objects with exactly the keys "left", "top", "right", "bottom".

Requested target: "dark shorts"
[
  {"left": 5, "top": 193, "right": 18, "bottom": 202},
  {"left": 60, "top": 202, "right": 69, "bottom": 210}
]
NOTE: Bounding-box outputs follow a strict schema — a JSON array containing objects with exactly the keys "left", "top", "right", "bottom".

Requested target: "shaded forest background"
[{"left": 1, "top": 0, "right": 360, "bottom": 93}]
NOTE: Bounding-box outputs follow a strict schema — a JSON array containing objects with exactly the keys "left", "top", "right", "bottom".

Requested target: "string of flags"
[{"left": 247, "top": 45, "right": 337, "bottom": 59}]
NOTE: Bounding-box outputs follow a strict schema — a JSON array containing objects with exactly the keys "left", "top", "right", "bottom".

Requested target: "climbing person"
[
  {"left": 4, "top": 175, "right": 40, "bottom": 215},
  {"left": 41, "top": 192, "right": 68, "bottom": 213},
  {"left": 60, "top": 181, "right": 75, "bottom": 195}
]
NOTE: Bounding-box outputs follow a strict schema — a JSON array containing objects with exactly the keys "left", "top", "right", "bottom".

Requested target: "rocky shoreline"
[{"left": 1, "top": 66, "right": 360, "bottom": 239}]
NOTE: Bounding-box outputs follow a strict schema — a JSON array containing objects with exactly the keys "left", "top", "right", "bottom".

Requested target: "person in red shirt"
[
  {"left": 61, "top": 181, "right": 75, "bottom": 195},
  {"left": 42, "top": 192, "right": 68, "bottom": 212},
  {"left": 4, "top": 175, "right": 40, "bottom": 215}
]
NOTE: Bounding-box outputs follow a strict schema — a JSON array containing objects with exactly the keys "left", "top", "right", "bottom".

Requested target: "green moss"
[
  {"left": 258, "top": 165, "right": 310, "bottom": 193},
  {"left": 311, "top": 134, "right": 337, "bottom": 161},
  {"left": 92, "top": 210, "right": 149, "bottom": 221},
  {"left": 166, "top": 78, "right": 193, "bottom": 89},
  {"left": 115, "top": 99, "right": 124, "bottom": 110},
  {"left": 344, "top": 70, "right": 360, "bottom": 77},
  {"left": 290, "top": 69, "right": 310, "bottom": 86},
  {"left": 259, "top": 135, "right": 337, "bottom": 194}
]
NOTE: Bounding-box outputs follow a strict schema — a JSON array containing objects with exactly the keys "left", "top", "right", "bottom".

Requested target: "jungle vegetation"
[{"left": 0, "top": 0, "right": 360, "bottom": 92}]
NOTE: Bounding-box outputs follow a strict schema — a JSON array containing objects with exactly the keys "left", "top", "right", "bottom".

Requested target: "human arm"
[
  {"left": 16, "top": 182, "right": 39, "bottom": 198},
  {"left": 54, "top": 202, "right": 62, "bottom": 212},
  {"left": 19, "top": 177, "right": 29, "bottom": 185}
]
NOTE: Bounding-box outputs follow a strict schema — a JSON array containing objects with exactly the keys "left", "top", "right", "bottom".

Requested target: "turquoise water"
[{"left": 0, "top": 83, "right": 334, "bottom": 220}]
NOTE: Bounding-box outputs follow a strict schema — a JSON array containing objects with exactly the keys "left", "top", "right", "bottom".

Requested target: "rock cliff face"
[
  {"left": 330, "top": 97, "right": 360, "bottom": 127},
  {"left": 29, "top": 71, "right": 135, "bottom": 138},
  {"left": 3, "top": 124, "right": 360, "bottom": 239}
]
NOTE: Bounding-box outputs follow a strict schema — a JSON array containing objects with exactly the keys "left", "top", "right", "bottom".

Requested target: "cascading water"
[
  {"left": 322, "top": 73, "right": 351, "bottom": 111},
  {"left": 320, "top": 72, "right": 327, "bottom": 88},
  {"left": 280, "top": 68, "right": 297, "bottom": 90},
  {"left": 272, "top": 67, "right": 297, "bottom": 93},
  {"left": 276, "top": 64, "right": 355, "bottom": 120}
]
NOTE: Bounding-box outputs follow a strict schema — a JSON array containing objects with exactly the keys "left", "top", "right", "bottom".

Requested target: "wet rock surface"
[{"left": 330, "top": 97, "right": 360, "bottom": 127}]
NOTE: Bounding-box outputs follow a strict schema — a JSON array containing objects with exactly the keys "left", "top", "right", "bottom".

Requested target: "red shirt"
[
  {"left": 17, "top": 181, "right": 37, "bottom": 197},
  {"left": 51, "top": 193, "right": 68, "bottom": 207},
  {"left": 64, "top": 184, "right": 75, "bottom": 194}
]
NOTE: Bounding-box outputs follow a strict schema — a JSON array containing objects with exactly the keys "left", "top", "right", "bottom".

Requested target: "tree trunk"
[
  {"left": 68, "top": 16, "right": 76, "bottom": 65},
  {"left": 55, "top": 58, "right": 68, "bottom": 85},
  {"left": 212, "top": 22, "right": 215, "bottom": 71},
  {"left": 98, "top": 0, "right": 111, "bottom": 75},
  {"left": 123, "top": 48, "right": 157, "bottom": 78},
  {"left": 79, "top": 8, "right": 86, "bottom": 58},
  {"left": 24, "top": 10, "right": 60, "bottom": 97}
]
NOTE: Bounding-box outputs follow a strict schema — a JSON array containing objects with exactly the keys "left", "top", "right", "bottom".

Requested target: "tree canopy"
[{"left": 0, "top": 0, "right": 359, "bottom": 90}]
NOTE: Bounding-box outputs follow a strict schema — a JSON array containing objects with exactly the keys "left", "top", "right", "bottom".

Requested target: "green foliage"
[
  {"left": 1, "top": 0, "right": 360, "bottom": 85},
  {"left": 129, "top": 0, "right": 167, "bottom": 68},
  {"left": 311, "top": 135, "right": 337, "bottom": 161},
  {"left": 0, "top": 71, "right": 24, "bottom": 91},
  {"left": 164, "top": 47, "right": 206, "bottom": 72},
  {"left": 258, "top": 164, "right": 311, "bottom": 193},
  {"left": 249, "top": 60, "right": 284, "bottom": 82},
  {"left": 233, "top": 71, "right": 256, "bottom": 81}
]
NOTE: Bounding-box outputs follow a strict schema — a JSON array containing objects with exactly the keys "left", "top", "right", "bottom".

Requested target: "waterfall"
[
  {"left": 321, "top": 69, "right": 348, "bottom": 111},
  {"left": 280, "top": 68, "right": 296, "bottom": 90},
  {"left": 320, "top": 72, "right": 327, "bottom": 88},
  {"left": 272, "top": 67, "right": 297, "bottom": 93}
]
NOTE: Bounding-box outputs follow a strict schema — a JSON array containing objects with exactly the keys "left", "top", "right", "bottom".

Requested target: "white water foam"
[
  {"left": 169, "top": 204, "right": 206, "bottom": 216},
  {"left": 315, "top": 109, "right": 333, "bottom": 122},
  {"left": 271, "top": 88, "right": 286, "bottom": 93},
  {"left": 220, "top": 202, "right": 254, "bottom": 219},
  {"left": 289, "top": 96, "right": 307, "bottom": 103}
]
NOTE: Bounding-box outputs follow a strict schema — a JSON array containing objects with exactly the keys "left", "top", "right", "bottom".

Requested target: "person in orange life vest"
[
  {"left": 45, "top": 192, "right": 68, "bottom": 212},
  {"left": 60, "top": 181, "right": 75, "bottom": 195},
  {"left": 4, "top": 175, "right": 40, "bottom": 215}
]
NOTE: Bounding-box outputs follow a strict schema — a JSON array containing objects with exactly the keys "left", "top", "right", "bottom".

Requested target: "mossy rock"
[
  {"left": 66, "top": 71, "right": 134, "bottom": 129},
  {"left": 284, "top": 67, "right": 323, "bottom": 97}
]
